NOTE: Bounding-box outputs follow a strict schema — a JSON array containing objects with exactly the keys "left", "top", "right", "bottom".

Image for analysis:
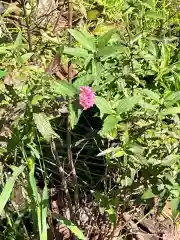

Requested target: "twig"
[
  {"left": 50, "top": 139, "right": 74, "bottom": 220},
  {"left": 21, "top": 0, "right": 32, "bottom": 51},
  {"left": 67, "top": 0, "right": 79, "bottom": 211}
]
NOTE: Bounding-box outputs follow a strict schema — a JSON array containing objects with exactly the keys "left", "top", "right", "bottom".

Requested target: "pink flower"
[{"left": 79, "top": 86, "right": 95, "bottom": 110}]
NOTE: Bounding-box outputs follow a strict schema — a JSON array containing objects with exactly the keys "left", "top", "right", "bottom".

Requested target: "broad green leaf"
[
  {"left": 141, "top": 190, "right": 155, "bottom": 200},
  {"left": 171, "top": 198, "right": 179, "bottom": 220},
  {"left": 41, "top": 185, "right": 48, "bottom": 240},
  {"left": 140, "top": 102, "right": 158, "bottom": 111},
  {"left": 130, "top": 33, "right": 143, "bottom": 45},
  {"left": 0, "top": 70, "right": 7, "bottom": 79},
  {"left": 69, "top": 103, "right": 82, "bottom": 129},
  {"left": 14, "top": 31, "right": 22, "bottom": 49},
  {"left": 116, "top": 96, "right": 140, "bottom": 114},
  {"left": 97, "top": 29, "right": 117, "bottom": 48},
  {"left": 87, "top": 9, "right": 101, "bottom": 20},
  {"left": 172, "top": 71, "right": 180, "bottom": 90},
  {"left": 73, "top": 74, "right": 94, "bottom": 89},
  {"left": 95, "top": 96, "right": 113, "bottom": 115},
  {"left": 60, "top": 218, "right": 85, "bottom": 240},
  {"left": 31, "top": 95, "right": 43, "bottom": 105},
  {"left": 0, "top": 165, "right": 25, "bottom": 215},
  {"left": 53, "top": 214, "right": 85, "bottom": 240},
  {"left": 161, "top": 107, "right": 180, "bottom": 115},
  {"left": 21, "top": 52, "right": 33, "bottom": 63},
  {"left": 97, "top": 147, "right": 120, "bottom": 157},
  {"left": 145, "top": 10, "right": 163, "bottom": 19},
  {"left": 97, "top": 45, "right": 126, "bottom": 58},
  {"left": 92, "top": 23, "right": 115, "bottom": 35},
  {"left": 63, "top": 47, "right": 89, "bottom": 58},
  {"left": 143, "top": 89, "right": 160, "bottom": 102},
  {"left": 146, "top": 40, "right": 158, "bottom": 57},
  {"left": 101, "top": 115, "right": 118, "bottom": 133},
  {"left": 164, "top": 91, "right": 180, "bottom": 107},
  {"left": 33, "top": 113, "right": 59, "bottom": 142},
  {"left": 160, "top": 45, "right": 170, "bottom": 70},
  {"left": 121, "top": 176, "right": 133, "bottom": 187},
  {"left": 0, "top": 46, "right": 9, "bottom": 54},
  {"left": 106, "top": 208, "right": 117, "bottom": 224},
  {"left": 141, "top": 0, "right": 156, "bottom": 10},
  {"left": 68, "top": 29, "right": 96, "bottom": 52},
  {"left": 51, "top": 81, "right": 77, "bottom": 97},
  {"left": 3, "top": 2, "right": 21, "bottom": 16}
]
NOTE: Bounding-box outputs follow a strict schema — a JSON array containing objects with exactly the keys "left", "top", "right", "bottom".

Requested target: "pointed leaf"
[
  {"left": 171, "top": 198, "right": 180, "bottom": 220},
  {"left": 164, "top": 91, "right": 180, "bottom": 107},
  {"left": 0, "top": 70, "right": 7, "bottom": 79},
  {"left": 63, "top": 47, "right": 89, "bottom": 58},
  {"left": 160, "top": 45, "right": 170, "bottom": 70},
  {"left": 51, "top": 81, "right": 77, "bottom": 97},
  {"left": 143, "top": 89, "right": 160, "bottom": 102},
  {"left": 145, "top": 10, "right": 163, "bottom": 19},
  {"left": 68, "top": 29, "right": 96, "bottom": 52},
  {"left": 0, "top": 165, "right": 25, "bottom": 215},
  {"left": 141, "top": 190, "right": 155, "bottom": 200},
  {"left": 52, "top": 214, "right": 85, "bottom": 240},
  {"left": 33, "top": 113, "right": 59, "bottom": 142},
  {"left": 69, "top": 103, "right": 82, "bottom": 129},
  {"left": 101, "top": 115, "right": 118, "bottom": 133},
  {"left": 14, "top": 31, "right": 22, "bottom": 48},
  {"left": 21, "top": 53, "right": 33, "bottom": 63},
  {"left": 116, "top": 96, "right": 140, "bottom": 114},
  {"left": 161, "top": 107, "right": 180, "bottom": 115},
  {"left": 95, "top": 96, "right": 113, "bottom": 115},
  {"left": 97, "top": 29, "right": 117, "bottom": 48},
  {"left": 73, "top": 74, "right": 94, "bottom": 90}
]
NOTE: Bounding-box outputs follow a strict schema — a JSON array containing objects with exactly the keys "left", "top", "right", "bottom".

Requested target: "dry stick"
[
  {"left": 67, "top": 0, "right": 79, "bottom": 212},
  {"left": 50, "top": 139, "right": 74, "bottom": 220},
  {"left": 21, "top": 0, "right": 32, "bottom": 52}
]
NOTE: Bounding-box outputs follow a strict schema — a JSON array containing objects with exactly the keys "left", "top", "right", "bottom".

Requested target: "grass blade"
[{"left": 0, "top": 165, "right": 25, "bottom": 215}]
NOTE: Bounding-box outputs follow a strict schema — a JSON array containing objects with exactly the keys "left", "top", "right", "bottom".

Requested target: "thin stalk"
[
  {"left": 50, "top": 139, "right": 74, "bottom": 220},
  {"left": 21, "top": 0, "right": 32, "bottom": 51},
  {"left": 67, "top": 0, "right": 79, "bottom": 211}
]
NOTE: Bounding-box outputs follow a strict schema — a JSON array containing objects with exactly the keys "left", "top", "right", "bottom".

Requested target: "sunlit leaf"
[
  {"left": 116, "top": 96, "right": 140, "bottom": 114},
  {"left": 160, "top": 45, "right": 170, "bottom": 70},
  {"left": 171, "top": 198, "right": 180, "bottom": 220},
  {"left": 101, "top": 115, "right": 118, "bottom": 133},
  {"left": 141, "top": 190, "right": 155, "bottom": 199},
  {"left": 69, "top": 103, "right": 82, "bottom": 129},
  {"left": 63, "top": 47, "right": 89, "bottom": 58},
  {"left": 51, "top": 81, "right": 77, "bottom": 97},
  {"left": 0, "top": 165, "right": 25, "bottom": 215},
  {"left": 68, "top": 29, "right": 96, "bottom": 52},
  {"left": 33, "top": 113, "right": 59, "bottom": 142},
  {"left": 73, "top": 74, "right": 94, "bottom": 89},
  {"left": 0, "top": 70, "right": 7, "bottom": 79},
  {"left": 161, "top": 107, "right": 180, "bottom": 115},
  {"left": 52, "top": 214, "right": 85, "bottom": 240},
  {"left": 143, "top": 89, "right": 160, "bottom": 102},
  {"left": 145, "top": 10, "right": 163, "bottom": 19},
  {"left": 97, "top": 29, "right": 117, "bottom": 48},
  {"left": 21, "top": 52, "right": 33, "bottom": 63},
  {"left": 95, "top": 96, "right": 113, "bottom": 115}
]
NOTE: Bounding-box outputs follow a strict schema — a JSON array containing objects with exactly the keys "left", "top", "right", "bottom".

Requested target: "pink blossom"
[{"left": 79, "top": 86, "right": 95, "bottom": 110}]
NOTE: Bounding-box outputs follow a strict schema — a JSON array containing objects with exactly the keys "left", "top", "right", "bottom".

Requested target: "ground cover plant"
[{"left": 0, "top": 0, "right": 180, "bottom": 239}]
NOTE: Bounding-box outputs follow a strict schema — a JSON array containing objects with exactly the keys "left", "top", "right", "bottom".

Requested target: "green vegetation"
[{"left": 0, "top": 0, "right": 180, "bottom": 239}]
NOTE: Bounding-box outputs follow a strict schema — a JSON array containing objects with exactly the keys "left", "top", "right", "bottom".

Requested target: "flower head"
[{"left": 79, "top": 86, "right": 95, "bottom": 110}]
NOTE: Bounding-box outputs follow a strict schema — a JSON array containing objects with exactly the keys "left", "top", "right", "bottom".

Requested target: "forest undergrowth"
[{"left": 0, "top": 0, "right": 180, "bottom": 239}]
